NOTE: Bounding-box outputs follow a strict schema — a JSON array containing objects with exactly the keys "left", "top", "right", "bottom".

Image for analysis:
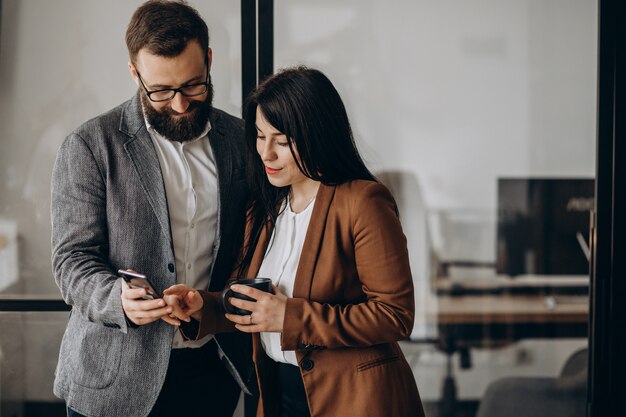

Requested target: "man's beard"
[{"left": 141, "top": 79, "right": 214, "bottom": 143}]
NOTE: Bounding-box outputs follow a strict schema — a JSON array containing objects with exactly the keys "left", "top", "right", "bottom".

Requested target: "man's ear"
[
  {"left": 207, "top": 48, "right": 213, "bottom": 72},
  {"left": 128, "top": 62, "right": 139, "bottom": 85}
]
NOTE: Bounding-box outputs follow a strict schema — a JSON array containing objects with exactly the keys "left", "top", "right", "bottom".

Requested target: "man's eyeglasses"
[{"left": 136, "top": 65, "right": 209, "bottom": 102}]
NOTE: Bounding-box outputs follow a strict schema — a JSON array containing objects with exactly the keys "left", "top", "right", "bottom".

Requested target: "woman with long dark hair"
[{"left": 166, "top": 66, "right": 424, "bottom": 417}]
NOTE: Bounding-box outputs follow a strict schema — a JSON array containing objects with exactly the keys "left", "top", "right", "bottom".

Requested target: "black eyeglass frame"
[{"left": 136, "top": 62, "right": 209, "bottom": 103}]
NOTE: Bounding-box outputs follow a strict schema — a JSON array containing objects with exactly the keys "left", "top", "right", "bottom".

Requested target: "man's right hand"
[{"left": 121, "top": 279, "right": 173, "bottom": 326}]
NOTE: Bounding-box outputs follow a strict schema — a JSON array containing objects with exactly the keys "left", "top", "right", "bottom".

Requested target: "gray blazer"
[{"left": 51, "top": 94, "right": 251, "bottom": 417}]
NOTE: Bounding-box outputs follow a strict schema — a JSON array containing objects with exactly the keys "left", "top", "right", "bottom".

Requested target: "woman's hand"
[
  {"left": 226, "top": 284, "right": 287, "bottom": 333},
  {"left": 162, "top": 284, "right": 204, "bottom": 322}
]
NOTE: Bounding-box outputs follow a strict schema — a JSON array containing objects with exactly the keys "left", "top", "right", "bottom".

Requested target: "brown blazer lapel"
[
  {"left": 247, "top": 224, "right": 270, "bottom": 279},
  {"left": 292, "top": 183, "right": 336, "bottom": 299},
  {"left": 247, "top": 184, "right": 336, "bottom": 298}
]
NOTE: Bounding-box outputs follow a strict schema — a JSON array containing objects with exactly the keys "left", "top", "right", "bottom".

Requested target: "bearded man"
[{"left": 50, "top": 2, "right": 251, "bottom": 416}]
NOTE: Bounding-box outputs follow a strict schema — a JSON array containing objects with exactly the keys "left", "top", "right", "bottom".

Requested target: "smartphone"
[{"left": 118, "top": 269, "right": 160, "bottom": 300}]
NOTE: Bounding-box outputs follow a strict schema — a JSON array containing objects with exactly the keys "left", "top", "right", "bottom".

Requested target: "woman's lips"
[{"left": 265, "top": 166, "right": 281, "bottom": 175}]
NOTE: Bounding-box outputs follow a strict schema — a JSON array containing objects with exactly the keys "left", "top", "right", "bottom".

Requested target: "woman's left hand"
[{"left": 226, "top": 284, "right": 287, "bottom": 333}]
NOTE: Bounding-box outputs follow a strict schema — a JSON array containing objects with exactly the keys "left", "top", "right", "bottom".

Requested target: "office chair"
[{"left": 476, "top": 348, "right": 588, "bottom": 417}]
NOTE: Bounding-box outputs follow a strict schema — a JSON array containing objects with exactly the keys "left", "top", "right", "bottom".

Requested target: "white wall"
[{"left": 275, "top": 0, "right": 596, "bottom": 209}]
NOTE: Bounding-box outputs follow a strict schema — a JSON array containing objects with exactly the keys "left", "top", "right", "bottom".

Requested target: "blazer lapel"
[
  {"left": 120, "top": 95, "right": 171, "bottom": 241},
  {"left": 292, "top": 184, "right": 335, "bottom": 299},
  {"left": 247, "top": 224, "right": 271, "bottom": 279},
  {"left": 207, "top": 110, "right": 229, "bottom": 246},
  {"left": 246, "top": 184, "right": 335, "bottom": 297}
]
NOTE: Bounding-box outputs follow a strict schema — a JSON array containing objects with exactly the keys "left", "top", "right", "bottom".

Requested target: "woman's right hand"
[{"left": 163, "top": 284, "right": 204, "bottom": 322}]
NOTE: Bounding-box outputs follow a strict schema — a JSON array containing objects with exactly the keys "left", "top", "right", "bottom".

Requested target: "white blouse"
[{"left": 258, "top": 197, "right": 316, "bottom": 366}]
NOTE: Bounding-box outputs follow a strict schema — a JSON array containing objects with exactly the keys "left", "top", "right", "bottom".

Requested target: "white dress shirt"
[
  {"left": 258, "top": 197, "right": 316, "bottom": 366},
  {"left": 146, "top": 121, "right": 218, "bottom": 349}
]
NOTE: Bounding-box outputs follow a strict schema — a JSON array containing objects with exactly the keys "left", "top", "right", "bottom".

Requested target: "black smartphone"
[{"left": 118, "top": 269, "right": 160, "bottom": 300}]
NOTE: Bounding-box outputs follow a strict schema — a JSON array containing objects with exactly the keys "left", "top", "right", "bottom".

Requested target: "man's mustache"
[{"left": 159, "top": 101, "right": 202, "bottom": 117}]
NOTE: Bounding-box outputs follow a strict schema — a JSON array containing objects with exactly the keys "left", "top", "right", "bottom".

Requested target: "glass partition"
[
  {"left": 0, "top": 0, "right": 597, "bottom": 415},
  {"left": 0, "top": 312, "right": 68, "bottom": 416},
  {"left": 0, "top": 1, "right": 242, "bottom": 415},
  {"left": 274, "top": 1, "right": 595, "bottom": 415},
  {"left": 0, "top": 0, "right": 242, "bottom": 295}
]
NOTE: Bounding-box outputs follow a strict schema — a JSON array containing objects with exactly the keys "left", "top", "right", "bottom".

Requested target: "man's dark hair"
[{"left": 125, "top": 0, "right": 209, "bottom": 64}]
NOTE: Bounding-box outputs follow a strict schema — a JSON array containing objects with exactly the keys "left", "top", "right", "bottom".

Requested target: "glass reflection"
[
  {"left": 275, "top": 1, "right": 594, "bottom": 416},
  {"left": 0, "top": 312, "right": 68, "bottom": 416}
]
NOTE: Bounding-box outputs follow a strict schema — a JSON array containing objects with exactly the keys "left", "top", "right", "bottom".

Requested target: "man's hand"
[
  {"left": 163, "top": 284, "right": 204, "bottom": 321},
  {"left": 121, "top": 279, "right": 174, "bottom": 326}
]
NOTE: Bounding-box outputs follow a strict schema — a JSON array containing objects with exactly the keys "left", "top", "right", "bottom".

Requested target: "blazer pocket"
[
  {"left": 72, "top": 322, "right": 123, "bottom": 389},
  {"left": 357, "top": 354, "right": 400, "bottom": 372}
]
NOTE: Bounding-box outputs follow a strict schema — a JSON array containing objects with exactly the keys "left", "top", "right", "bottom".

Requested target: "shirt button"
[
  {"left": 190, "top": 223, "right": 195, "bottom": 229},
  {"left": 187, "top": 264, "right": 192, "bottom": 270},
  {"left": 168, "top": 263, "right": 175, "bottom": 273}
]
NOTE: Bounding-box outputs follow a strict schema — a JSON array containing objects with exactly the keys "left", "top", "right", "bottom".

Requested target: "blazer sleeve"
[
  {"left": 178, "top": 290, "right": 237, "bottom": 340},
  {"left": 51, "top": 133, "right": 129, "bottom": 332},
  {"left": 281, "top": 182, "right": 415, "bottom": 350}
]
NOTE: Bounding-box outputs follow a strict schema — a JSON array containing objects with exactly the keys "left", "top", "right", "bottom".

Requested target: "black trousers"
[
  {"left": 277, "top": 362, "right": 311, "bottom": 417},
  {"left": 68, "top": 339, "right": 240, "bottom": 417}
]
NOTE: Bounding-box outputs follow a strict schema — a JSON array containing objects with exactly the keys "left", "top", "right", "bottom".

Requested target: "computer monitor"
[{"left": 496, "top": 178, "right": 594, "bottom": 276}]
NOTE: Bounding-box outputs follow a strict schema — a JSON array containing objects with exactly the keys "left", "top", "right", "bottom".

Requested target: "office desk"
[
  {"left": 435, "top": 294, "right": 587, "bottom": 323},
  {"left": 434, "top": 275, "right": 589, "bottom": 295},
  {"left": 429, "top": 276, "right": 589, "bottom": 344},
  {"left": 432, "top": 293, "right": 588, "bottom": 349}
]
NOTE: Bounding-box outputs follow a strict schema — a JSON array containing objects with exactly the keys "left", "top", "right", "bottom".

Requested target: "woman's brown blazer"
[{"left": 196, "top": 180, "right": 425, "bottom": 417}]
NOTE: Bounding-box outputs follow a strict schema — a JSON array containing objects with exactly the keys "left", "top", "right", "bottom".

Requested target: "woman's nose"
[{"left": 259, "top": 142, "right": 276, "bottom": 161}]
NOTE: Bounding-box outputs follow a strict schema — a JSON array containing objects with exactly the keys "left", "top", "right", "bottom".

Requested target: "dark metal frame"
[
  {"left": 0, "top": 296, "right": 70, "bottom": 312},
  {"left": 241, "top": 0, "right": 257, "bottom": 103},
  {"left": 257, "top": 0, "right": 274, "bottom": 86},
  {"left": 589, "top": 0, "right": 626, "bottom": 416},
  {"left": 241, "top": 3, "right": 274, "bottom": 415},
  {"left": 241, "top": 0, "right": 274, "bottom": 105}
]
